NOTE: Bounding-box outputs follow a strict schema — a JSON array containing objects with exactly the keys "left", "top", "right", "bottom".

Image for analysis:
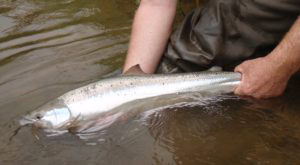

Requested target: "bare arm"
[
  {"left": 234, "top": 16, "right": 300, "bottom": 98},
  {"left": 123, "top": 0, "right": 177, "bottom": 73},
  {"left": 268, "top": 17, "right": 300, "bottom": 74}
]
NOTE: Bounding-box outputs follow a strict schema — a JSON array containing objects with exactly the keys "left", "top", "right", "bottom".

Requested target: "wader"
[{"left": 157, "top": 0, "right": 300, "bottom": 73}]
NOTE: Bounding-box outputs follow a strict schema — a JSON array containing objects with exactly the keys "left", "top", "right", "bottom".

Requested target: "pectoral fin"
[{"left": 208, "top": 66, "right": 223, "bottom": 72}]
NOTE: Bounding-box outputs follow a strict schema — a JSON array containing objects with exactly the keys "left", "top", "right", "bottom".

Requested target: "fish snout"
[{"left": 19, "top": 116, "right": 36, "bottom": 126}]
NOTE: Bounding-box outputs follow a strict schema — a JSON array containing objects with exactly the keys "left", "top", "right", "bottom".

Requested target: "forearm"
[
  {"left": 123, "top": 0, "right": 177, "bottom": 73},
  {"left": 268, "top": 16, "right": 300, "bottom": 77}
]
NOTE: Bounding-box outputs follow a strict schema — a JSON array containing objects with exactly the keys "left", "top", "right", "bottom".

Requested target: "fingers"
[
  {"left": 235, "top": 85, "right": 261, "bottom": 98},
  {"left": 234, "top": 62, "right": 258, "bottom": 97},
  {"left": 233, "top": 82, "right": 245, "bottom": 96},
  {"left": 234, "top": 64, "right": 245, "bottom": 95},
  {"left": 234, "top": 60, "right": 261, "bottom": 97}
]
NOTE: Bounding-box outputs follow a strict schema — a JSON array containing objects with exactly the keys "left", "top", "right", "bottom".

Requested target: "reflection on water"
[{"left": 0, "top": 0, "right": 300, "bottom": 165}]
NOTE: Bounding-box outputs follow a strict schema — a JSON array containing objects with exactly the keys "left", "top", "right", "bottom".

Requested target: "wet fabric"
[{"left": 157, "top": 0, "right": 300, "bottom": 73}]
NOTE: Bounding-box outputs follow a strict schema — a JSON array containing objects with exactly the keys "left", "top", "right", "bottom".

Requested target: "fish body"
[{"left": 21, "top": 69, "right": 241, "bottom": 132}]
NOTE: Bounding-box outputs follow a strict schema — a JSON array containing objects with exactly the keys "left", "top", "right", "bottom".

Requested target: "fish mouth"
[{"left": 19, "top": 116, "right": 36, "bottom": 126}]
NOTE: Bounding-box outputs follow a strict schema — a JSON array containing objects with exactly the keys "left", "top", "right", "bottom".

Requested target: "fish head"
[{"left": 20, "top": 100, "right": 72, "bottom": 130}]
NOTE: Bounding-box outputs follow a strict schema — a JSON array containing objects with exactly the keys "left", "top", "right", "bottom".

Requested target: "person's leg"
[{"left": 158, "top": 0, "right": 300, "bottom": 73}]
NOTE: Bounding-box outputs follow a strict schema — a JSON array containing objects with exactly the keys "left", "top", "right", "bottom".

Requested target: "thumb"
[
  {"left": 234, "top": 64, "right": 243, "bottom": 73},
  {"left": 234, "top": 64, "right": 244, "bottom": 95}
]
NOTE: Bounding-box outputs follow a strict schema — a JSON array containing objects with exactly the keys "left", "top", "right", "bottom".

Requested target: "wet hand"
[{"left": 234, "top": 56, "right": 292, "bottom": 99}]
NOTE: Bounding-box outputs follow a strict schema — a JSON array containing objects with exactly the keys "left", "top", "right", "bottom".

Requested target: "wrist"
[{"left": 267, "top": 51, "right": 297, "bottom": 78}]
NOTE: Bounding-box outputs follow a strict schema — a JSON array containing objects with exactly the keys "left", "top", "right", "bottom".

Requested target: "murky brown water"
[{"left": 1, "top": 0, "right": 300, "bottom": 165}]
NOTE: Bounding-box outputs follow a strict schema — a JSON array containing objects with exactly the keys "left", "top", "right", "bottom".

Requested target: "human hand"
[{"left": 234, "top": 56, "right": 292, "bottom": 99}]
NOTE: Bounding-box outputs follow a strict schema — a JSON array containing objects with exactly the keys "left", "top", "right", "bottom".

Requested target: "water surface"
[{"left": 1, "top": 0, "right": 300, "bottom": 165}]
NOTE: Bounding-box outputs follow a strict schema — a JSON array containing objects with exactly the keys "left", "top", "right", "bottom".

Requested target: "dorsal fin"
[{"left": 124, "top": 64, "right": 146, "bottom": 75}]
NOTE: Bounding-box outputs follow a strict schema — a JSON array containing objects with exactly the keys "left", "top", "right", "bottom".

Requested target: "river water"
[{"left": 0, "top": 0, "right": 300, "bottom": 165}]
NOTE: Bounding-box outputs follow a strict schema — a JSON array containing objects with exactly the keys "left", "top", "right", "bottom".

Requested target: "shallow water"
[{"left": 1, "top": 0, "right": 300, "bottom": 165}]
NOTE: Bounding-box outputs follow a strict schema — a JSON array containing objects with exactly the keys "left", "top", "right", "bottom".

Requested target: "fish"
[{"left": 20, "top": 65, "right": 241, "bottom": 134}]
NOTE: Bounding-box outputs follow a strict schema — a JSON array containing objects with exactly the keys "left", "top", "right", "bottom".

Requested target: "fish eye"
[{"left": 36, "top": 114, "right": 43, "bottom": 120}]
